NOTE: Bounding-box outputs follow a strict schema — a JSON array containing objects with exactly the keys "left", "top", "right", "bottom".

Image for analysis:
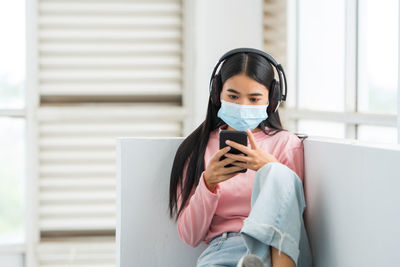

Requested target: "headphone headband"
[{"left": 209, "top": 48, "right": 287, "bottom": 107}]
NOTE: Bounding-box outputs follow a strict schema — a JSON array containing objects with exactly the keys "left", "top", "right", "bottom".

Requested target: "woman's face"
[{"left": 220, "top": 73, "right": 269, "bottom": 106}]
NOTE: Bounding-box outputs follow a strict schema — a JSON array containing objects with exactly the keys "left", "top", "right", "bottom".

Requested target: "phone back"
[
  {"left": 219, "top": 130, "right": 248, "bottom": 153},
  {"left": 219, "top": 130, "right": 248, "bottom": 173}
]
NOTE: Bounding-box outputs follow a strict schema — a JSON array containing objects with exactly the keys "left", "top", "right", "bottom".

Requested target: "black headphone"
[{"left": 209, "top": 47, "right": 287, "bottom": 113}]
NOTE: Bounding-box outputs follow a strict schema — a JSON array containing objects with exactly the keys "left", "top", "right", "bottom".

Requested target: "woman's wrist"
[
  {"left": 205, "top": 180, "right": 216, "bottom": 193},
  {"left": 203, "top": 175, "right": 216, "bottom": 193},
  {"left": 206, "top": 183, "right": 216, "bottom": 193}
]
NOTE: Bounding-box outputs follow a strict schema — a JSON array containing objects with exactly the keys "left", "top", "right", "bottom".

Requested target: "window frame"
[
  {"left": 0, "top": 110, "right": 26, "bottom": 249},
  {"left": 25, "top": 0, "right": 40, "bottom": 266},
  {"left": 286, "top": 0, "right": 400, "bottom": 144},
  {"left": 0, "top": 0, "right": 30, "bottom": 255}
]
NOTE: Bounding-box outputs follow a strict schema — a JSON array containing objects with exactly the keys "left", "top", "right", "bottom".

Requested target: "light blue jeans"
[{"left": 196, "top": 162, "right": 313, "bottom": 267}]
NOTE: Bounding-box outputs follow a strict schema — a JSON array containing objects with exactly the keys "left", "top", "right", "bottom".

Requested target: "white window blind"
[
  {"left": 37, "top": 236, "right": 115, "bottom": 267},
  {"left": 38, "top": 105, "right": 184, "bottom": 233},
  {"left": 263, "top": 0, "right": 290, "bottom": 128},
  {"left": 263, "top": 0, "right": 287, "bottom": 68},
  {"left": 38, "top": 0, "right": 182, "bottom": 98},
  {"left": 32, "top": 0, "right": 183, "bottom": 266}
]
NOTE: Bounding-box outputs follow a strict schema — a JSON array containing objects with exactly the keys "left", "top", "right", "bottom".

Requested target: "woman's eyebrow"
[
  {"left": 227, "top": 88, "right": 264, "bottom": 97},
  {"left": 227, "top": 88, "right": 240, "bottom": 94},
  {"left": 248, "top": 93, "right": 263, "bottom": 96}
]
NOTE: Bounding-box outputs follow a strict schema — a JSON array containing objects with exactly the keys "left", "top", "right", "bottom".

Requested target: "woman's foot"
[{"left": 237, "top": 254, "right": 265, "bottom": 267}]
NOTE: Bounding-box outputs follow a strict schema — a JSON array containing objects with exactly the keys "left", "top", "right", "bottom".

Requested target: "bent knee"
[
  {"left": 257, "top": 162, "right": 302, "bottom": 188},
  {"left": 259, "top": 162, "right": 298, "bottom": 178},
  {"left": 255, "top": 162, "right": 306, "bottom": 210}
]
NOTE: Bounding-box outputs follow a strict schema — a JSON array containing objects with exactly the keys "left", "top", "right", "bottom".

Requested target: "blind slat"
[
  {"left": 40, "top": 178, "right": 114, "bottom": 188},
  {"left": 39, "top": 2, "right": 181, "bottom": 14},
  {"left": 40, "top": 56, "right": 181, "bottom": 68},
  {"left": 39, "top": 42, "right": 181, "bottom": 54},
  {"left": 39, "top": 15, "right": 181, "bottom": 28},
  {"left": 39, "top": 29, "right": 180, "bottom": 41}
]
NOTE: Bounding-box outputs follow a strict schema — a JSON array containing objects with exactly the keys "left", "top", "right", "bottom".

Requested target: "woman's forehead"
[{"left": 222, "top": 74, "right": 268, "bottom": 93}]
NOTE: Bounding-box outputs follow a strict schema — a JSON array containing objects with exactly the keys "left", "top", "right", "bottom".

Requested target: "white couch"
[{"left": 116, "top": 136, "right": 400, "bottom": 267}]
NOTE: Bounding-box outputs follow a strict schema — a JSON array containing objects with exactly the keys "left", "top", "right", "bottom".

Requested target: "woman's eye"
[
  {"left": 250, "top": 98, "right": 259, "bottom": 103},
  {"left": 228, "top": 95, "right": 238, "bottom": 100}
]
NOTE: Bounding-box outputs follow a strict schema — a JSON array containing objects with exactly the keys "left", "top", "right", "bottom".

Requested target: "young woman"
[{"left": 169, "top": 48, "right": 313, "bottom": 267}]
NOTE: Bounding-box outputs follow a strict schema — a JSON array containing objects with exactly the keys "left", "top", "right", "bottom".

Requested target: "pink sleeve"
[
  {"left": 176, "top": 170, "right": 221, "bottom": 247},
  {"left": 279, "top": 145, "right": 304, "bottom": 181}
]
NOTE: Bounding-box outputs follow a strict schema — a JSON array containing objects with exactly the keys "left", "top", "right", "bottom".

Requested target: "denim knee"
[
  {"left": 253, "top": 162, "right": 306, "bottom": 213},
  {"left": 258, "top": 162, "right": 300, "bottom": 184}
]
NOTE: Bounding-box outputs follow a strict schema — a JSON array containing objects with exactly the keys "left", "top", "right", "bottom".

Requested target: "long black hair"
[{"left": 169, "top": 52, "right": 287, "bottom": 221}]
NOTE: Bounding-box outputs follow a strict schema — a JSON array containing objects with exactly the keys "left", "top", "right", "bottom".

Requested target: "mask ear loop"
[{"left": 274, "top": 101, "right": 281, "bottom": 113}]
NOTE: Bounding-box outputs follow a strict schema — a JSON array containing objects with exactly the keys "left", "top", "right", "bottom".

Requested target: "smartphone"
[{"left": 219, "top": 130, "right": 248, "bottom": 173}]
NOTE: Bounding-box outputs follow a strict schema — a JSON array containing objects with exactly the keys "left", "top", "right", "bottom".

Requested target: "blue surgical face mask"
[{"left": 217, "top": 100, "right": 269, "bottom": 131}]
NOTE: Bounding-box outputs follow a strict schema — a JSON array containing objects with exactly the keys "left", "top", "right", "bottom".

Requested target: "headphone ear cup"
[
  {"left": 210, "top": 74, "right": 222, "bottom": 106},
  {"left": 268, "top": 79, "right": 281, "bottom": 113}
]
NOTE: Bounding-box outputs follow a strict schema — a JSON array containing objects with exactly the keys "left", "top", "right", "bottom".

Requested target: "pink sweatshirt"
[{"left": 176, "top": 126, "right": 304, "bottom": 247}]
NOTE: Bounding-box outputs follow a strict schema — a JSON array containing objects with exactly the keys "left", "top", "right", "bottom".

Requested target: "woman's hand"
[
  {"left": 224, "top": 129, "right": 279, "bottom": 171},
  {"left": 203, "top": 146, "right": 246, "bottom": 192}
]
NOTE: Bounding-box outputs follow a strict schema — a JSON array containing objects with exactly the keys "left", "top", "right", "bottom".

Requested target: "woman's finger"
[
  {"left": 217, "top": 156, "right": 237, "bottom": 168},
  {"left": 211, "top": 146, "right": 231, "bottom": 163},
  {"left": 219, "top": 165, "right": 245, "bottom": 175},
  {"left": 226, "top": 140, "right": 252, "bottom": 155},
  {"left": 231, "top": 161, "right": 249, "bottom": 169},
  {"left": 224, "top": 153, "right": 248, "bottom": 162},
  {"left": 246, "top": 129, "right": 258, "bottom": 150}
]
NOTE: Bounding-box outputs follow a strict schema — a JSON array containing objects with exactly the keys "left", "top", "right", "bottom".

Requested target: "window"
[
  {"left": 357, "top": 0, "right": 398, "bottom": 143},
  {"left": 298, "top": 0, "right": 345, "bottom": 113},
  {"left": 286, "top": 0, "right": 399, "bottom": 143},
  {"left": 358, "top": 0, "right": 398, "bottom": 115},
  {"left": 0, "top": 0, "right": 26, "bottom": 244}
]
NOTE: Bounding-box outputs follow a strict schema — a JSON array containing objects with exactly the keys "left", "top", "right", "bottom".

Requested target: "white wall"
[
  {"left": 183, "top": 0, "right": 264, "bottom": 135},
  {"left": 398, "top": 0, "right": 400, "bottom": 144}
]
